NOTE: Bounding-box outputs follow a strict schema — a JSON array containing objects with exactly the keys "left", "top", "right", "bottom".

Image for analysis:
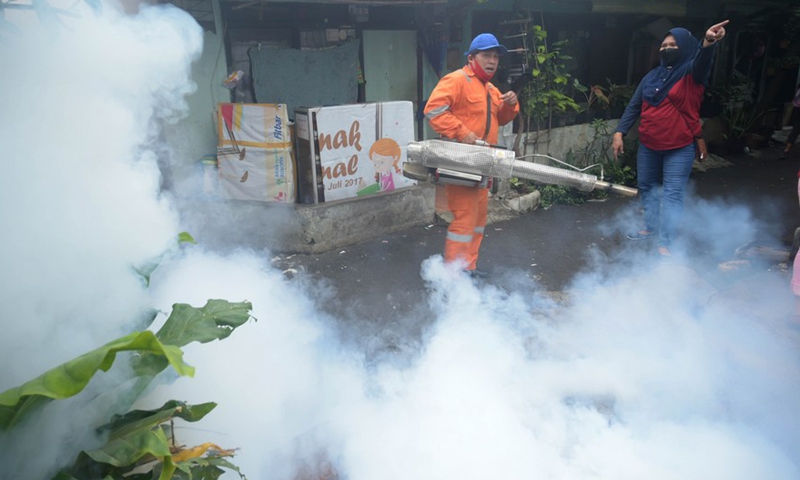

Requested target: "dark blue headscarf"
[{"left": 642, "top": 27, "right": 701, "bottom": 107}]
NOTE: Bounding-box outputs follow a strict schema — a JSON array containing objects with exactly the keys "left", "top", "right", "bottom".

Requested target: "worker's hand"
[
  {"left": 611, "top": 132, "right": 624, "bottom": 160},
  {"left": 461, "top": 132, "right": 479, "bottom": 144},
  {"left": 704, "top": 20, "right": 728, "bottom": 46},
  {"left": 501, "top": 91, "right": 518, "bottom": 106}
]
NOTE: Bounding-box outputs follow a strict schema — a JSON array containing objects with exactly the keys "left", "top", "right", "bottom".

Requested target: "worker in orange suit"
[{"left": 424, "top": 33, "right": 519, "bottom": 277}]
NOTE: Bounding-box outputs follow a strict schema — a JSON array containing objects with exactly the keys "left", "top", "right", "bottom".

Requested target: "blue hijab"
[{"left": 643, "top": 27, "right": 700, "bottom": 107}]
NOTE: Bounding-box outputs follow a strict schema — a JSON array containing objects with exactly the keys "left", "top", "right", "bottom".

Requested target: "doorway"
[{"left": 362, "top": 30, "right": 419, "bottom": 134}]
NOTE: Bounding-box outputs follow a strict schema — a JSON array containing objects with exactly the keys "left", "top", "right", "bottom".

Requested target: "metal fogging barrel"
[{"left": 406, "top": 139, "right": 637, "bottom": 197}]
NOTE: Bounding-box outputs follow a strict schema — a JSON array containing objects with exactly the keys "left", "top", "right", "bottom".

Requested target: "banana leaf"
[
  {"left": 155, "top": 300, "right": 254, "bottom": 347},
  {"left": 101, "top": 400, "right": 216, "bottom": 438},
  {"left": 0, "top": 300, "right": 253, "bottom": 430},
  {"left": 69, "top": 401, "right": 243, "bottom": 480},
  {"left": 133, "top": 300, "right": 253, "bottom": 378},
  {"left": 0, "top": 331, "right": 191, "bottom": 430}
]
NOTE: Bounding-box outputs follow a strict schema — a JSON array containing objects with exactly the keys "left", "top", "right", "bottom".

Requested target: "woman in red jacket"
[{"left": 612, "top": 20, "right": 728, "bottom": 257}]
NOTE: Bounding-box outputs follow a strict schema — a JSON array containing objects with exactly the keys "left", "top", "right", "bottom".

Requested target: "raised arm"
[{"left": 693, "top": 20, "right": 729, "bottom": 85}]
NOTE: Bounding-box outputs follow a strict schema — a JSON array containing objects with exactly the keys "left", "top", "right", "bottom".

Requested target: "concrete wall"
[
  {"left": 180, "top": 184, "right": 436, "bottom": 254},
  {"left": 520, "top": 119, "right": 620, "bottom": 165},
  {"left": 162, "top": 0, "right": 230, "bottom": 198}
]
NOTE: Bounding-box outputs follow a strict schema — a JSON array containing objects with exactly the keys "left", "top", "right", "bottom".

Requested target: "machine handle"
[{"left": 475, "top": 139, "right": 506, "bottom": 149}]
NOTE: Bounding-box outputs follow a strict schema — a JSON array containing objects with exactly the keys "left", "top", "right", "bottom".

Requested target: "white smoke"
[
  {"left": 0, "top": 1, "right": 202, "bottom": 478},
  {"left": 145, "top": 253, "right": 800, "bottom": 480},
  {"left": 1, "top": 1, "right": 799, "bottom": 480},
  {"left": 0, "top": 0, "right": 201, "bottom": 380}
]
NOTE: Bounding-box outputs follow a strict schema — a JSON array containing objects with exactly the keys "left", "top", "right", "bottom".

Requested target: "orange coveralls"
[{"left": 424, "top": 64, "right": 519, "bottom": 270}]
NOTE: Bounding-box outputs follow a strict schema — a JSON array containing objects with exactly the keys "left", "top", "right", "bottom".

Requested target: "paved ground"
[{"left": 269, "top": 144, "right": 800, "bottom": 356}]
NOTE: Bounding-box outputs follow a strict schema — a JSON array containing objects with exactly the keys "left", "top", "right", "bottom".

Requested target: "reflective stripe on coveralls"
[
  {"left": 444, "top": 185, "right": 489, "bottom": 270},
  {"left": 426, "top": 105, "right": 450, "bottom": 119},
  {"left": 426, "top": 71, "right": 470, "bottom": 121}
]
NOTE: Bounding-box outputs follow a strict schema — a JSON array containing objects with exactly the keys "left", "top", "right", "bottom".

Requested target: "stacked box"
[{"left": 217, "top": 103, "right": 296, "bottom": 203}]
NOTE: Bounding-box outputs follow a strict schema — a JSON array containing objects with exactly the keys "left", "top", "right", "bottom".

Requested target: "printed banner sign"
[{"left": 315, "top": 101, "right": 416, "bottom": 202}]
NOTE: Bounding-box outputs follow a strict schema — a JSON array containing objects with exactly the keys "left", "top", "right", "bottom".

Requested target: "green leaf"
[
  {"left": 178, "top": 232, "right": 197, "bottom": 245},
  {"left": 86, "top": 401, "right": 240, "bottom": 479},
  {"left": 160, "top": 457, "right": 178, "bottom": 480},
  {"left": 133, "top": 256, "right": 163, "bottom": 288},
  {"left": 176, "top": 456, "right": 247, "bottom": 480},
  {"left": 134, "top": 232, "right": 198, "bottom": 287},
  {"left": 131, "top": 300, "right": 253, "bottom": 378},
  {"left": 0, "top": 332, "right": 193, "bottom": 431},
  {"left": 85, "top": 425, "right": 172, "bottom": 467},
  {"left": 155, "top": 300, "right": 254, "bottom": 348},
  {"left": 102, "top": 400, "right": 217, "bottom": 440}
]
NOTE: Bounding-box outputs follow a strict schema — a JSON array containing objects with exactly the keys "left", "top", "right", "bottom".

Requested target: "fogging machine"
[{"left": 402, "top": 139, "right": 637, "bottom": 197}]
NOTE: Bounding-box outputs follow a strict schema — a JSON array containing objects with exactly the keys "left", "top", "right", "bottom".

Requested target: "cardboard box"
[
  {"left": 218, "top": 147, "right": 296, "bottom": 203},
  {"left": 217, "top": 103, "right": 292, "bottom": 149}
]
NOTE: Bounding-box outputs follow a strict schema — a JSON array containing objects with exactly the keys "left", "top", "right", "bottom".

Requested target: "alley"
[{"left": 272, "top": 145, "right": 800, "bottom": 358}]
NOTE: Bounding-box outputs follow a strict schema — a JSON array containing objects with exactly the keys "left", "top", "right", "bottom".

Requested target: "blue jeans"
[{"left": 636, "top": 143, "right": 695, "bottom": 247}]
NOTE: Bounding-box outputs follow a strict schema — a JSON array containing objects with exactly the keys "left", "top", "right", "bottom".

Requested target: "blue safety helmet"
[{"left": 465, "top": 33, "right": 509, "bottom": 56}]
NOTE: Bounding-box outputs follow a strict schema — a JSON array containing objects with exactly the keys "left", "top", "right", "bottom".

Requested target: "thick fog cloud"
[
  {"left": 0, "top": 2, "right": 202, "bottom": 478},
  {"left": 1, "top": 2, "right": 798, "bottom": 480}
]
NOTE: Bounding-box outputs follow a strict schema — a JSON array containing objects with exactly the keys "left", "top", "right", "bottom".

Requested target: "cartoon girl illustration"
[{"left": 368, "top": 138, "right": 402, "bottom": 192}]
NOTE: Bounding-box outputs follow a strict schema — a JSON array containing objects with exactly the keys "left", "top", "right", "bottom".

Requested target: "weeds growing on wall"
[{"left": 510, "top": 118, "right": 637, "bottom": 208}]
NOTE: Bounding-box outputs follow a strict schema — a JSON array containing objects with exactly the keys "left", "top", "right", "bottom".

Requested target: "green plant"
[
  {"left": 520, "top": 25, "right": 582, "bottom": 130},
  {"left": 710, "top": 73, "right": 763, "bottom": 139},
  {"left": 1, "top": 299, "right": 253, "bottom": 479},
  {"left": 538, "top": 184, "right": 588, "bottom": 208},
  {"left": 572, "top": 80, "right": 609, "bottom": 113},
  {"left": 605, "top": 79, "right": 636, "bottom": 117},
  {"left": 602, "top": 160, "right": 636, "bottom": 188},
  {"left": 573, "top": 78, "right": 636, "bottom": 118},
  {"left": 508, "top": 176, "right": 536, "bottom": 194},
  {"left": 0, "top": 232, "right": 254, "bottom": 480},
  {"left": 534, "top": 118, "right": 636, "bottom": 207},
  {"left": 571, "top": 118, "right": 614, "bottom": 166},
  {"left": 582, "top": 118, "right": 636, "bottom": 192}
]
